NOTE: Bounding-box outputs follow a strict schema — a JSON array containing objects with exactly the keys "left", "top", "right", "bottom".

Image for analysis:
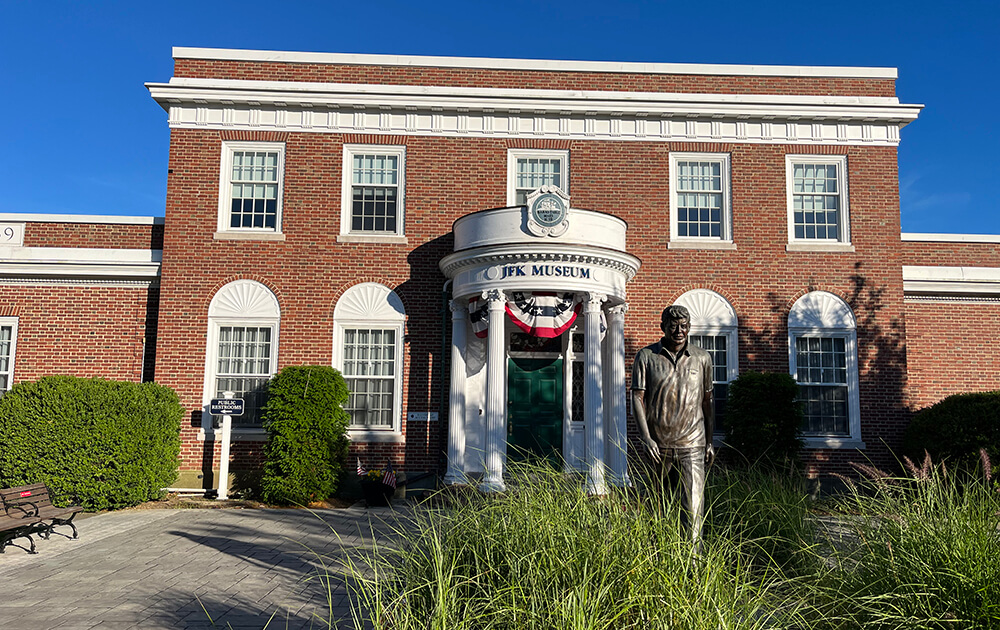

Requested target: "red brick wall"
[
  {"left": 901, "top": 241, "right": 1000, "bottom": 267},
  {"left": 174, "top": 58, "right": 895, "bottom": 97},
  {"left": 905, "top": 300, "right": 1000, "bottom": 410},
  {"left": 0, "top": 285, "right": 152, "bottom": 384},
  {"left": 24, "top": 222, "right": 163, "bottom": 250},
  {"left": 159, "top": 120, "right": 907, "bottom": 476}
]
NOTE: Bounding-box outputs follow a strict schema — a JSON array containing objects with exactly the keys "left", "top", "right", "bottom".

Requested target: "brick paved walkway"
[{"left": 0, "top": 505, "right": 404, "bottom": 629}]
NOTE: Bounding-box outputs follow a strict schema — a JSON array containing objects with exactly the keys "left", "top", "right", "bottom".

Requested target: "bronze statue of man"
[{"left": 631, "top": 304, "right": 715, "bottom": 542}]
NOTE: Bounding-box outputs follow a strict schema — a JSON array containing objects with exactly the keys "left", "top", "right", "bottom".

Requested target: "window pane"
[
  {"left": 215, "top": 326, "right": 273, "bottom": 426},
  {"left": 796, "top": 335, "right": 850, "bottom": 435},
  {"left": 343, "top": 328, "right": 397, "bottom": 428},
  {"left": 689, "top": 334, "right": 730, "bottom": 432},
  {"left": 792, "top": 162, "right": 841, "bottom": 241}
]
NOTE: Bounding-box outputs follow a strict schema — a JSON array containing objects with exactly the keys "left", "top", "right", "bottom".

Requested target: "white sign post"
[{"left": 217, "top": 391, "right": 234, "bottom": 500}]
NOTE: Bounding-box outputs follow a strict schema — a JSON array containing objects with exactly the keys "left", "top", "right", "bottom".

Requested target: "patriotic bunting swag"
[{"left": 468, "top": 292, "right": 606, "bottom": 340}]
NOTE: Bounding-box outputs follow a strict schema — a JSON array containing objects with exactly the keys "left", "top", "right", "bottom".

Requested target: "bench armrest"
[{"left": 7, "top": 501, "right": 40, "bottom": 518}]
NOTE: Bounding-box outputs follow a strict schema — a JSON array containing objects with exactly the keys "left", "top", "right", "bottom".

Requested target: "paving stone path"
[{"left": 0, "top": 505, "right": 405, "bottom": 629}]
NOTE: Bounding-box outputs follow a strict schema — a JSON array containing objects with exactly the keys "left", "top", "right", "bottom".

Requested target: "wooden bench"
[{"left": 0, "top": 483, "right": 83, "bottom": 553}]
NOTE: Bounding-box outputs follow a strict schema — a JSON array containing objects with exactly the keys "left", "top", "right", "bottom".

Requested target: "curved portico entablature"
[{"left": 439, "top": 203, "right": 641, "bottom": 303}]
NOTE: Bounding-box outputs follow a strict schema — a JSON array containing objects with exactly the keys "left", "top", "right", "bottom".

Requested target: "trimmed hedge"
[
  {"left": 724, "top": 371, "right": 803, "bottom": 467},
  {"left": 0, "top": 376, "right": 183, "bottom": 510},
  {"left": 260, "top": 365, "right": 350, "bottom": 505},
  {"left": 903, "top": 390, "right": 1000, "bottom": 475}
]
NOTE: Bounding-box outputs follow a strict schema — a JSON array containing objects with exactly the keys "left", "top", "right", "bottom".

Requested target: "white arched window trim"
[
  {"left": 787, "top": 291, "right": 864, "bottom": 450},
  {"left": 674, "top": 289, "right": 738, "bottom": 439},
  {"left": 201, "top": 280, "right": 281, "bottom": 439},
  {"left": 333, "top": 283, "right": 406, "bottom": 442}
]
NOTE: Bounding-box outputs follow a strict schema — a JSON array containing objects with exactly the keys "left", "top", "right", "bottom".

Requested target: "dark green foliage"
[
  {"left": 0, "top": 376, "right": 183, "bottom": 511},
  {"left": 724, "top": 371, "right": 803, "bottom": 467},
  {"left": 903, "top": 390, "right": 1000, "bottom": 475},
  {"left": 260, "top": 366, "right": 350, "bottom": 505}
]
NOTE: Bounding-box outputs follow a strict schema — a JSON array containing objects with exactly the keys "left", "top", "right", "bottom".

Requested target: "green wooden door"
[{"left": 507, "top": 357, "right": 563, "bottom": 461}]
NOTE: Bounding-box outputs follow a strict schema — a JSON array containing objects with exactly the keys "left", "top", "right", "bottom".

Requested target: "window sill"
[
  {"left": 337, "top": 234, "right": 408, "bottom": 245},
  {"left": 802, "top": 436, "right": 866, "bottom": 450},
  {"left": 785, "top": 242, "right": 855, "bottom": 253},
  {"left": 348, "top": 430, "right": 405, "bottom": 443},
  {"left": 668, "top": 240, "right": 737, "bottom": 251},
  {"left": 214, "top": 231, "right": 286, "bottom": 242},
  {"left": 198, "top": 427, "right": 269, "bottom": 442}
]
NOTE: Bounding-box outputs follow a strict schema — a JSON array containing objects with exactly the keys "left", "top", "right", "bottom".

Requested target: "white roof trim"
[
  {"left": 0, "top": 213, "right": 163, "bottom": 225},
  {"left": 902, "top": 232, "right": 1000, "bottom": 243},
  {"left": 0, "top": 247, "right": 161, "bottom": 279},
  {"left": 173, "top": 47, "right": 898, "bottom": 79},
  {"left": 903, "top": 265, "right": 1000, "bottom": 295}
]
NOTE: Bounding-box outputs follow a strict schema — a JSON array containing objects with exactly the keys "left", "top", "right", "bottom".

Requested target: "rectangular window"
[
  {"left": 670, "top": 153, "right": 731, "bottom": 244},
  {"left": 0, "top": 320, "right": 17, "bottom": 393},
  {"left": 508, "top": 149, "right": 569, "bottom": 206},
  {"left": 215, "top": 326, "right": 273, "bottom": 427},
  {"left": 787, "top": 155, "right": 849, "bottom": 243},
  {"left": 689, "top": 334, "right": 730, "bottom": 432},
  {"left": 795, "top": 336, "right": 849, "bottom": 435},
  {"left": 342, "top": 328, "right": 397, "bottom": 428},
  {"left": 218, "top": 141, "right": 285, "bottom": 233},
  {"left": 341, "top": 145, "right": 406, "bottom": 238}
]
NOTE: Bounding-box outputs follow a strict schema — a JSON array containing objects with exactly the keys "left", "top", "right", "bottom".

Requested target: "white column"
[
  {"left": 479, "top": 289, "right": 507, "bottom": 493},
  {"left": 605, "top": 303, "right": 630, "bottom": 487},
  {"left": 583, "top": 292, "right": 607, "bottom": 495},
  {"left": 444, "top": 299, "right": 468, "bottom": 485}
]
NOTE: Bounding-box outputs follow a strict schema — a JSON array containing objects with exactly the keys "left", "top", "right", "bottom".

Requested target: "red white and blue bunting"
[{"left": 468, "top": 292, "right": 606, "bottom": 340}]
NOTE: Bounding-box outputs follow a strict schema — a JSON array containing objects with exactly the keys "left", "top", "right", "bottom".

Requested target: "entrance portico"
[{"left": 439, "top": 190, "right": 641, "bottom": 493}]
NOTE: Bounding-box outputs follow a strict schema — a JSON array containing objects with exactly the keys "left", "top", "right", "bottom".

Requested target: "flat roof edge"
[
  {"left": 0, "top": 213, "right": 164, "bottom": 225},
  {"left": 172, "top": 47, "right": 898, "bottom": 80},
  {"left": 901, "top": 232, "right": 1000, "bottom": 243}
]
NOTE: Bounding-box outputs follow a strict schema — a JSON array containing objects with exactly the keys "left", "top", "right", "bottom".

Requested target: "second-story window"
[
  {"left": 217, "top": 141, "right": 285, "bottom": 234},
  {"left": 341, "top": 145, "right": 406, "bottom": 238},
  {"left": 507, "top": 149, "right": 569, "bottom": 206},
  {"left": 786, "top": 155, "right": 849, "bottom": 244},
  {"left": 670, "top": 153, "right": 732, "bottom": 244}
]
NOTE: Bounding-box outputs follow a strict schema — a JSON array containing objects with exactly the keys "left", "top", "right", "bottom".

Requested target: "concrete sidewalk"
[{"left": 0, "top": 504, "right": 405, "bottom": 629}]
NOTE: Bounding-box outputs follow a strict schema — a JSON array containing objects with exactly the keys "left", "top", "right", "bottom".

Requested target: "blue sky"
[{"left": 2, "top": 0, "right": 997, "bottom": 234}]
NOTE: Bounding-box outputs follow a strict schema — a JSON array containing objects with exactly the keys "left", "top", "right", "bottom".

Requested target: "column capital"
[
  {"left": 582, "top": 292, "right": 608, "bottom": 311},
  {"left": 449, "top": 299, "right": 467, "bottom": 315},
  {"left": 608, "top": 303, "right": 629, "bottom": 317},
  {"left": 482, "top": 288, "right": 506, "bottom": 304}
]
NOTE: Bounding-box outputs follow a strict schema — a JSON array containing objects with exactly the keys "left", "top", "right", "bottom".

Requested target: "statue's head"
[{"left": 660, "top": 305, "right": 691, "bottom": 352}]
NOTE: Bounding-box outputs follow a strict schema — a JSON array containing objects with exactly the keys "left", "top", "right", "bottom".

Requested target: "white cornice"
[
  {"left": 903, "top": 265, "right": 1000, "bottom": 296},
  {"left": 173, "top": 47, "right": 898, "bottom": 79},
  {"left": 0, "top": 247, "right": 162, "bottom": 279},
  {"left": 147, "top": 78, "right": 921, "bottom": 146},
  {"left": 439, "top": 243, "right": 641, "bottom": 280},
  {"left": 902, "top": 232, "right": 1000, "bottom": 243},
  {"left": 0, "top": 213, "right": 164, "bottom": 225}
]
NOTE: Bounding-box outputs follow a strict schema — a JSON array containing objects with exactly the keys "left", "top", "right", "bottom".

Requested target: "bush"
[
  {"left": 724, "top": 371, "right": 803, "bottom": 467},
  {"left": 903, "top": 390, "right": 1000, "bottom": 475},
  {"left": 260, "top": 365, "right": 350, "bottom": 505},
  {"left": 0, "top": 376, "right": 183, "bottom": 511}
]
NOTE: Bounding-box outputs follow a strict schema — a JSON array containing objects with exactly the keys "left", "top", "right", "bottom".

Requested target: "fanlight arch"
[
  {"left": 209, "top": 279, "right": 280, "bottom": 319},
  {"left": 788, "top": 291, "right": 855, "bottom": 330},
  {"left": 674, "top": 289, "right": 737, "bottom": 329},
  {"left": 334, "top": 282, "right": 405, "bottom": 321}
]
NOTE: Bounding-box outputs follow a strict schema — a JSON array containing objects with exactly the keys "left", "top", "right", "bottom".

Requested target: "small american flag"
[
  {"left": 382, "top": 460, "right": 397, "bottom": 489},
  {"left": 356, "top": 458, "right": 366, "bottom": 476}
]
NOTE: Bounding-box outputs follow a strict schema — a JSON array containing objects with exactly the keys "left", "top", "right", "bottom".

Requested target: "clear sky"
[{"left": 2, "top": 0, "right": 997, "bottom": 234}]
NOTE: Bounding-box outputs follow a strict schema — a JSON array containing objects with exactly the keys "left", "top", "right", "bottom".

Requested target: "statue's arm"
[
  {"left": 631, "top": 388, "right": 661, "bottom": 463},
  {"left": 702, "top": 355, "right": 716, "bottom": 465}
]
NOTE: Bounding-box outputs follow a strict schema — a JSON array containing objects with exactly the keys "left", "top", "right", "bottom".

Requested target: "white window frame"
[
  {"left": 0, "top": 317, "right": 19, "bottom": 393},
  {"left": 785, "top": 154, "right": 851, "bottom": 248},
  {"left": 201, "top": 280, "right": 281, "bottom": 439},
  {"left": 507, "top": 149, "right": 570, "bottom": 207},
  {"left": 669, "top": 152, "right": 733, "bottom": 247},
  {"left": 333, "top": 283, "right": 406, "bottom": 441},
  {"left": 787, "top": 291, "right": 864, "bottom": 450},
  {"left": 339, "top": 145, "right": 407, "bottom": 243},
  {"left": 216, "top": 141, "right": 286, "bottom": 238}
]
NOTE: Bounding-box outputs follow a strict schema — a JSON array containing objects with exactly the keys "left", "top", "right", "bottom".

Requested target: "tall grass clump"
[
  {"left": 347, "top": 460, "right": 815, "bottom": 630},
  {"left": 806, "top": 452, "right": 1000, "bottom": 629}
]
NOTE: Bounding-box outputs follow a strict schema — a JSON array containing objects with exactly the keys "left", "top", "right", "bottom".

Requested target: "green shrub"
[
  {"left": 260, "top": 365, "right": 350, "bottom": 505},
  {"left": 724, "top": 371, "right": 803, "bottom": 467},
  {"left": 0, "top": 376, "right": 183, "bottom": 511},
  {"left": 903, "top": 390, "right": 1000, "bottom": 475}
]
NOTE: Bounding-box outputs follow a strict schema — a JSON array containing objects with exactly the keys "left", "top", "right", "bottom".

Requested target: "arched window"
[
  {"left": 333, "top": 283, "right": 406, "bottom": 438},
  {"left": 787, "top": 291, "right": 863, "bottom": 448},
  {"left": 202, "top": 280, "right": 280, "bottom": 430},
  {"left": 674, "top": 289, "right": 738, "bottom": 433}
]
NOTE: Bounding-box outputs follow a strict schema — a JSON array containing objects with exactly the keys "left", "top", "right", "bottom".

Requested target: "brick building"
[{"left": 1, "top": 47, "right": 996, "bottom": 491}]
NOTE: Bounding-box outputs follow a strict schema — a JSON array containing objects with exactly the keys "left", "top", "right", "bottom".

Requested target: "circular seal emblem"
[{"left": 530, "top": 193, "right": 567, "bottom": 228}]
